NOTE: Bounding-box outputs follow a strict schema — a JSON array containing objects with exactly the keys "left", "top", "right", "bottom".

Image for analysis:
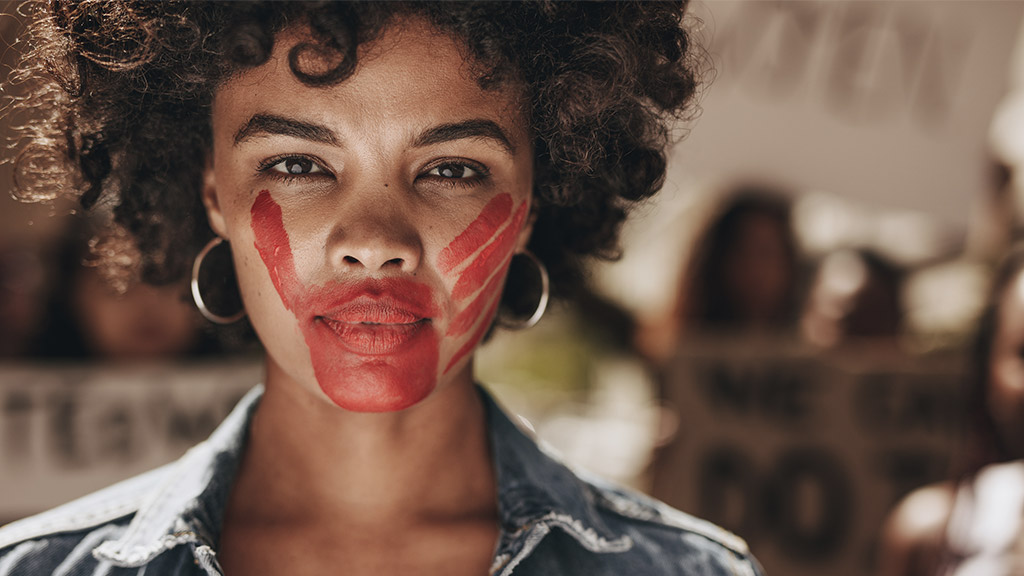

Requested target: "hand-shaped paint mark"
[
  {"left": 441, "top": 193, "right": 528, "bottom": 373},
  {"left": 250, "top": 191, "right": 440, "bottom": 412}
]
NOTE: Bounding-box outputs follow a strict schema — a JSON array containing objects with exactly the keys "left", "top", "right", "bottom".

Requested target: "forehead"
[{"left": 212, "top": 17, "right": 527, "bottom": 136}]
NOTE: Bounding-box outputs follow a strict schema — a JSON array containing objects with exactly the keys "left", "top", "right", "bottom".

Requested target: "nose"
[{"left": 325, "top": 201, "right": 422, "bottom": 274}]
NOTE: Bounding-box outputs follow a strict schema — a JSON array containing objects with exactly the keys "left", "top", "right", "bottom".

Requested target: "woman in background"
[
  {"left": 881, "top": 245, "right": 1024, "bottom": 575},
  {"left": 30, "top": 214, "right": 221, "bottom": 360},
  {"left": 0, "top": 2, "right": 761, "bottom": 574}
]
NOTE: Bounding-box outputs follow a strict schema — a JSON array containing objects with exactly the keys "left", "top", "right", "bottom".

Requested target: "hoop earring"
[
  {"left": 191, "top": 236, "right": 246, "bottom": 324},
  {"left": 500, "top": 250, "right": 549, "bottom": 331}
]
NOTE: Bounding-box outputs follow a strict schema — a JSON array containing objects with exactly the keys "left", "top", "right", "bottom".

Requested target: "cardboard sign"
[{"left": 651, "top": 338, "right": 964, "bottom": 576}]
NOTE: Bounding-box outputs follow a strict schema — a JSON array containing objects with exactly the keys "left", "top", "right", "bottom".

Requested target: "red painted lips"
[{"left": 314, "top": 291, "right": 435, "bottom": 356}]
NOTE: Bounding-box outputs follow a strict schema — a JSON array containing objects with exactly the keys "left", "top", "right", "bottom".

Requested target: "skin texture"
[{"left": 202, "top": 18, "right": 533, "bottom": 575}]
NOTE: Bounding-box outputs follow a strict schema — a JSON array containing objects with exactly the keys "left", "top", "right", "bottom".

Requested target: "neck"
[{"left": 226, "top": 357, "right": 497, "bottom": 527}]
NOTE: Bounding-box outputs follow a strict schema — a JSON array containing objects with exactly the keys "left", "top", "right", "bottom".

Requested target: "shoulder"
[
  {"left": 582, "top": 474, "right": 763, "bottom": 575},
  {"left": 877, "top": 480, "right": 956, "bottom": 576},
  {"left": 0, "top": 465, "right": 167, "bottom": 574},
  {"left": 883, "top": 480, "right": 956, "bottom": 547}
]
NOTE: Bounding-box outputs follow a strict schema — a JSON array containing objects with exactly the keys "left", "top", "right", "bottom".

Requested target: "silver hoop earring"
[
  {"left": 191, "top": 236, "right": 246, "bottom": 324},
  {"left": 500, "top": 250, "right": 549, "bottom": 331}
]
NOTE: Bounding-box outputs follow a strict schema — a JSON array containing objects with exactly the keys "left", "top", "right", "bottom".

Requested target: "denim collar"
[
  {"left": 483, "top": 389, "right": 632, "bottom": 573},
  {"left": 93, "top": 385, "right": 631, "bottom": 571}
]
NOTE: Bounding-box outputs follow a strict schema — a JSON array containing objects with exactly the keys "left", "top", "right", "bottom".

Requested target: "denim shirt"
[{"left": 0, "top": 385, "right": 763, "bottom": 575}]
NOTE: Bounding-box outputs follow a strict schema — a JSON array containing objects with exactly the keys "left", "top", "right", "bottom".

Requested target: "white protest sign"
[{"left": 0, "top": 359, "right": 261, "bottom": 524}]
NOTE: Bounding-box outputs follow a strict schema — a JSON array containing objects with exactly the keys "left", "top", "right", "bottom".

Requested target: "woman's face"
[
  {"left": 989, "top": 269, "right": 1024, "bottom": 454},
  {"left": 203, "top": 19, "right": 534, "bottom": 412}
]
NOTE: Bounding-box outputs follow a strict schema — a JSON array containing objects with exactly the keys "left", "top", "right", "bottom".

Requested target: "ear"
[{"left": 201, "top": 156, "right": 229, "bottom": 238}]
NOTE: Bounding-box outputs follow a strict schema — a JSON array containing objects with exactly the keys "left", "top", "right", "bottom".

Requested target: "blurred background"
[{"left": 4, "top": 1, "right": 1024, "bottom": 575}]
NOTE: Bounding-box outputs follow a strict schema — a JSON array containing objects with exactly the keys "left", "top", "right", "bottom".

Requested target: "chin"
[{"left": 315, "top": 363, "right": 439, "bottom": 413}]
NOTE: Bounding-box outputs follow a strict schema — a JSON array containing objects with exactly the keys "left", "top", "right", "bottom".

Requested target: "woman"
[
  {"left": 880, "top": 246, "right": 1024, "bottom": 575},
  {"left": 0, "top": 2, "right": 762, "bottom": 574}
]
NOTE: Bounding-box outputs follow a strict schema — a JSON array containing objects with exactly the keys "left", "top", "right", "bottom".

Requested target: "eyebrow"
[
  {"left": 233, "top": 114, "right": 516, "bottom": 155},
  {"left": 412, "top": 119, "right": 516, "bottom": 155},
  {"left": 233, "top": 114, "right": 339, "bottom": 146}
]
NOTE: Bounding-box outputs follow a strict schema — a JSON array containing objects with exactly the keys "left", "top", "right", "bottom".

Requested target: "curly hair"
[{"left": 8, "top": 0, "right": 703, "bottom": 304}]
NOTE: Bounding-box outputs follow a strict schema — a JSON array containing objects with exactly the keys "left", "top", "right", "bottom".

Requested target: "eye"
[
  {"left": 426, "top": 162, "right": 483, "bottom": 180},
  {"left": 269, "top": 157, "right": 324, "bottom": 176}
]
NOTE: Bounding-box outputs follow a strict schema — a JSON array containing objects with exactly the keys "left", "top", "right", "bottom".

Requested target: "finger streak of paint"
[
  {"left": 451, "top": 200, "right": 528, "bottom": 302},
  {"left": 444, "top": 297, "right": 500, "bottom": 373},
  {"left": 438, "top": 193, "right": 513, "bottom": 274},
  {"left": 447, "top": 259, "right": 510, "bottom": 337},
  {"left": 251, "top": 190, "right": 299, "bottom": 311}
]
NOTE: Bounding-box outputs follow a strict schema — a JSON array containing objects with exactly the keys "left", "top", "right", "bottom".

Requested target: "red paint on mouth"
[
  {"left": 251, "top": 190, "right": 440, "bottom": 412},
  {"left": 451, "top": 200, "right": 528, "bottom": 301},
  {"left": 438, "top": 193, "right": 513, "bottom": 273}
]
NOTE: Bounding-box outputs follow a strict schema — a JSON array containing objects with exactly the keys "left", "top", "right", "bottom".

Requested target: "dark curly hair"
[{"left": 8, "top": 0, "right": 703, "bottom": 306}]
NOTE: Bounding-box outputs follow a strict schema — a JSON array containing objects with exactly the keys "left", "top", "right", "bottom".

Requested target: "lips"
[
  {"left": 308, "top": 282, "right": 438, "bottom": 356},
  {"left": 318, "top": 316, "right": 429, "bottom": 355}
]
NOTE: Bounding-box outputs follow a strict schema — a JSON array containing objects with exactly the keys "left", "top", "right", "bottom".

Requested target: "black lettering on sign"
[
  {"left": 763, "top": 448, "right": 851, "bottom": 562},
  {"left": 163, "top": 398, "right": 223, "bottom": 447},
  {"left": 698, "top": 445, "right": 758, "bottom": 541},
  {"left": 696, "top": 445, "right": 852, "bottom": 563},
  {"left": 854, "top": 373, "right": 962, "bottom": 435},
  {"left": 95, "top": 402, "right": 138, "bottom": 463},
  {"left": 699, "top": 361, "right": 815, "bottom": 428},
  {"left": 2, "top": 389, "right": 32, "bottom": 462},
  {"left": 47, "top": 389, "right": 84, "bottom": 469}
]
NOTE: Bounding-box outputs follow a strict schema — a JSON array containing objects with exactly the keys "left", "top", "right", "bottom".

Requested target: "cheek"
[{"left": 440, "top": 194, "right": 529, "bottom": 373}]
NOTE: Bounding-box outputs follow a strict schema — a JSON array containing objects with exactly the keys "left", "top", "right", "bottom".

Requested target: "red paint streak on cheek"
[
  {"left": 451, "top": 201, "right": 528, "bottom": 301},
  {"left": 444, "top": 297, "right": 500, "bottom": 374},
  {"left": 251, "top": 190, "right": 300, "bottom": 310},
  {"left": 438, "top": 193, "right": 513, "bottom": 274},
  {"left": 447, "top": 261, "right": 509, "bottom": 338}
]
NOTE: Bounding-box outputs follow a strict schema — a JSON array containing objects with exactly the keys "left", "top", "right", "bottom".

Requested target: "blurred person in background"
[
  {"left": 880, "top": 244, "right": 1024, "bottom": 576},
  {"left": 802, "top": 248, "right": 905, "bottom": 350},
  {"left": 0, "top": 2, "right": 764, "bottom": 575},
  {"left": 681, "top": 187, "right": 800, "bottom": 335},
  {"left": 642, "top": 185, "right": 801, "bottom": 362},
  {"left": 0, "top": 233, "right": 48, "bottom": 358},
  {"left": 29, "top": 214, "right": 222, "bottom": 360}
]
